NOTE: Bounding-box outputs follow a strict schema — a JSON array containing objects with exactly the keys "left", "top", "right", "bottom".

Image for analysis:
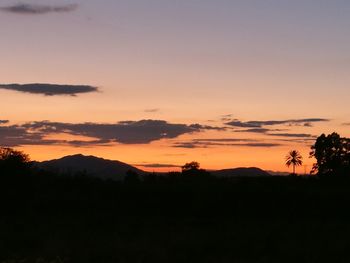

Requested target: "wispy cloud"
[
  {"left": 220, "top": 114, "right": 233, "bottom": 121},
  {"left": 226, "top": 118, "right": 329, "bottom": 128},
  {"left": 144, "top": 108, "right": 160, "bottom": 113},
  {"left": 193, "top": 138, "right": 257, "bottom": 143},
  {"left": 173, "top": 139, "right": 281, "bottom": 149},
  {"left": 0, "top": 3, "right": 78, "bottom": 15},
  {"left": 134, "top": 163, "right": 180, "bottom": 168},
  {"left": 0, "top": 83, "right": 98, "bottom": 96},
  {"left": 267, "top": 133, "right": 316, "bottom": 138},
  {"left": 0, "top": 120, "right": 9, "bottom": 125},
  {"left": 234, "top": 128, "right": 271, "bottom": 133}
]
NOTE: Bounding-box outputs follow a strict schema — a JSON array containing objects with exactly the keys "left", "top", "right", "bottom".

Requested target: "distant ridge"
[
  {"left": 212, "top": 167, "right": 271, "bottom": 177},
  {"left": 34, "top": 154, "right": 145, "bottom": 180},
  {"left": 34, "top": 154, "right": 271, "bottom": 179}
]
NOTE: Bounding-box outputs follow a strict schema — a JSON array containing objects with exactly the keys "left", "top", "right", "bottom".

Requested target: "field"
[{"left": 1, "top": 173, "right": 350, "bottom": 263}]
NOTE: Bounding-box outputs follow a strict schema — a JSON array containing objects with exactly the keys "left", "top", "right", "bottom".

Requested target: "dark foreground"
[{"left": 1, "top": 172, "right": 350, "bottom": 263}]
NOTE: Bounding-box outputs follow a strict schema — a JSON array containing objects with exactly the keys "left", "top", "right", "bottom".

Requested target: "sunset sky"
[{"left": 1, "top": 0, "right": 350, "bottom": 172}]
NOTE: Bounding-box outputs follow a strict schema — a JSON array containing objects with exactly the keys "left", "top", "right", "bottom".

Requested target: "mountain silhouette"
[
  {"left": 34, "top": 155, "right": 271, "bottom": 179},
  {"left": 34, "top": 154, "right": 145, "bottom": 180},
  {"left": 212, "top": 167, "right": 271, "bottom": 177}
]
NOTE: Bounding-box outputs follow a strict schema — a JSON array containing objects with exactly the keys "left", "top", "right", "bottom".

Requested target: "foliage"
[
  {"left": 181, "top": 161, "right": 200, "bottom": 172},
  {"left": 310, "top": 133, "right": 350, "bottom": 176},
  {"left": 0, "top": 147, "right": 30, "bottom": 175},
  {"left": 285, "top": 150, "right": 303, "bottom": 175}
]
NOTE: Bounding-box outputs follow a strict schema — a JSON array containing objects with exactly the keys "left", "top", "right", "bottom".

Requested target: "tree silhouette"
[
  {"left": 285, "top": 150, "right": 303, "bottom": 175},
  {"left": 310, "top": 133, "right": 350, "bottom": 176},
  {"left": 0, "top": 147, "right": 30, "bottom": 175},
  {"left": 181, "top": 161, "right": 200, "bottom": 173}
]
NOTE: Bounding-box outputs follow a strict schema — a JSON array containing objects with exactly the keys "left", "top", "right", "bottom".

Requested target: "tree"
[
  {"left": 0, "top": 147, "right": 31, "bottom": 176},
  {"left": 285, "top": 150, "right": 303, "bottom": 175},
  {"left": 181, "top": 161, "right": 200, "bottom": 173},
  {"left": 310, "top": 133, "right": 350, "bottom": 176},
  {"left": 181, "top": 161, "right": 212, "bottom": 179}
]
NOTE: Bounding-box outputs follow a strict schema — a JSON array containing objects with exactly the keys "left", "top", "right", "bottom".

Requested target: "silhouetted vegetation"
[
  {"left": 0, "top": 147, "right": 31, "bottom": 176},
  {"left": 2, "top": 141, "right": 350, "bottom": 262},
  {"left": 285, "top": 150, "right": 303, "bottom": 175},
  {"left": 310, "top": 132, "right": 350, "bottom": 176}
]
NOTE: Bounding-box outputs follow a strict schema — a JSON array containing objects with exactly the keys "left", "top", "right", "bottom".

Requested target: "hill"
[
  {"left": 212, "top": 167, "right": 271, "bottom": 177},
  {"left": 34, "top": 154, "right": 145, "bottom": 180}
]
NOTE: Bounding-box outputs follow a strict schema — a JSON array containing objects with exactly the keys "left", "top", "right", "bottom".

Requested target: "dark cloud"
[
  {"left": 0, "top": 3, "right": 78, "bottom": 15},
  {"left": 189, "top": 124, "right": 225, "bottom": 131},
  {"left": 238, "top": 143, "right": 281, "bottom": 147},
  {"left": 267, "top": 133, "right": 316, "bottom": 138},
  {"left": 0, "top": 120, "right": 9, "bottom": 125},
  {"left": 173, "top": 142, "right": 203, "bottom": 149},
  {"left": 65, "top": 139, "right": 113, "bottom": 147},
  {"left": 173, "top": 139, "right": 281, "bottom": 149},
  {"left": 0, "top": 83, "right": 98, "bottom": 96},
  {"left": 277, "top": 138, "right": 316, "bottom": 144},
  {"left": 343, "top": 123, "right": 350, "bottom": 126},
  {"left": 235, "top": 128, "right": 271, "bottom": 133},
  {"left": 193, "top": 138, "right": 257, "bottom": 143},
  {"left": 23, "top": 120, "right": 207, "bottom": 144},
  {"left": 0, "top": 119, "right": 216, "bottom": 147},
  {"left": 0, "top": 124, "right": 97, "bottom": 147},
  {"left": 0, "top": 125, "right": 44, "bottom": 147},
  {"left": 135, "top": 163, "right": 180, "bottom": 168},
  {"left": 226, "top": 118, "right": 329, "bottom": 128}
]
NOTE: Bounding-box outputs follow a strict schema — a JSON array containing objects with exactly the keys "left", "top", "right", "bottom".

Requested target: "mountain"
[
  {"left": 34, "top": 154, "right": 145, "bottom": 180},
  {"left": 212, "top": 167, "right": 271, "bottom": 177}
]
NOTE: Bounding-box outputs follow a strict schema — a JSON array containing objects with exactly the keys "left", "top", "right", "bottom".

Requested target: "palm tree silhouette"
[{"left": 285, "top": 150, "right": 303, "bottom": 175}]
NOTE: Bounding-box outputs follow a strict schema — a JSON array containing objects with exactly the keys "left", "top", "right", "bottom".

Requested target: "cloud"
[
  {"left": 0, "top": 119, "right": 217, "bottom": 147},
  {"left": 193, "top": 138, "right": 257, "bottom": 143},
  {"left": 173, "top": 142, "right": 203, "bottom": 149},
  {"left": 342, "top": 123, "right": 350, "bottom": 126},
  {"left": 0, "top": 125, "right": 44, "bottom": 147},
  {"left": 189, "top": 124, "right": 225, "bottom": 131},
  {"left": 173, "top": 139, "right": 281, "bottom": 149},
  {"left": 0, "top": 83, "right": 98, "bottom": 96},
  {"left": 238, "top": 143, "right": 281, "bottom": 147},
  {"left": 134, "top": 163, "right": 180, "bottom": 168},
  {"left": 225, "top": 118, "right": 329, "bottom": 128},
  {"left": 144, "top": 108, "right": 160, "bottom": 113},
  {"left": 0, "top": 3, "right": 78, "bottom": 15},
  {"left": 24, "top": 120, "right": 207, "bottom": 144},
  {"left": 267, "top": 133, "right": 316, "bottom": 138},
  {"left": 235, "top": 128, "right": 271, "bottom": 133},
  {"left": 277, "top": 138, "right": 316, "bottom": 144},
  {"left": 220, "top": 114, "right": 233, "bottom": 121},
  {"left": 0, "top": 120, "right": 9, "bottom": 125}
]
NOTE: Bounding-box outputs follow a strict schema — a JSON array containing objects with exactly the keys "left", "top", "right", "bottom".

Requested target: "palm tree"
[{"left": 285, "top": 150, "right": 303, "bottom": 175}]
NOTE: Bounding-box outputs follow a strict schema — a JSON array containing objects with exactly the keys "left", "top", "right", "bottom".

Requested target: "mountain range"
[{"left": 34, "top": 154, "right": 272, "bottom": 180}]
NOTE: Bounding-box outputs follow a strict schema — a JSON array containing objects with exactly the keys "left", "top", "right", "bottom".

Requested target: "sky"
[{"left": 1, "top": 0, "right": 350, "bottom": 173}]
